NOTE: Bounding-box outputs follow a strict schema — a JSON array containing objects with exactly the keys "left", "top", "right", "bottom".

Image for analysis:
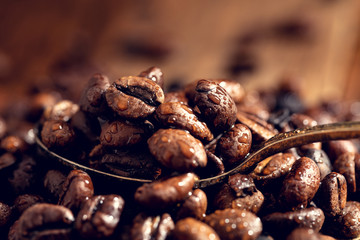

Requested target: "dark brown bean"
[
  {"left": 176, "top": 189, "right": 207, "bottom": 220},
  {"left": 279, "top": 157, "right": 320, "bottom": 210},
  {"left": 134, "top": 173, "right": 197, "bottom": 209},
  {"left": 43, "top": 170, "right": 67, "bottom": 202},
  {"left": 1, "top": 136, "right": 27, "bottom": 154},
  {"left": 16, "top": 203, "right": 74, "bottom": 240},
  {"left": 138, "top": 66, "right": 164, "bottom": 89},
  {"left": 216, "top": 123, "right": 252, "bottom": 166},
  {"left": 315, "top": 172, "right": 347, "bottom": 217},
  {"left": 213, "top": 174, "right": 264, "bottom": 213},
  {"left": 164, "top": 91, "right": 188, "bottom": 105},
  {"left": 154, "top": 102, "right": 213, "bottom": 142},
  {"left": 58, "top": 170, "right": 94, "bottom": 213},
  {"left": 75, "top": 194, "right": 125, "bottom": 238},
  {"left": 13, "top": 194, "right": 43, "bottom": 216},
  {"left": 333, "top": 152, "right": 360, "bottom": 194},
  {"left": 300, "top": 149, "right": 332, "bottom": 181},
  {"left": 325, "top": 140, "right": 357, "bottom": 162},
  {"left": 204, "top": 208, "right": 262, "bottom": 240},
  {"left": 105, "top": 76, "right": 164, "bottom": 119},
  {"left": 100, "top": 120, "right": 148, "bottom": 148},
  {"left": 131, "top": 212, "right": 174, "bottom": 240},
  {"left": 210, "top": 79, "right": 245, "bottom": 104},
  {"left": 173, "top": 217, "right": 220, "bottom": 240},
  {"left": 42, "top": 99, "right": 79, "bottom": 122},
  {"left": 79, "top": 73, "right": 110, "bottom": 116},
  {"left": 262, "top": 207, "right": 325, "bottom": 238},
  {"left": 148, "top": 129, "right": 207, "bottom": 172},
  {"left": 40, "top": 120, "right": 76, "bottom": 149},
  {"left": 194, "top": 79, "right": 237, "bottom": 133}
]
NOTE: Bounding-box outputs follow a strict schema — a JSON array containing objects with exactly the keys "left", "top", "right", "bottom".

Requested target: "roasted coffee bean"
[
  {"left": 134, "top": 173, "right": 197, "bottom": 210},
  {"left": 13, "top": 194, "right": 43, "bottom": 216},
  {"left": 325, "top": 140, "right": 357, "bottom": 162},
  {"left": 0, "top": 117, "right": 7, "bottom": 139},
  {"left": 100, "top": 120, "right": 149, "bottom": 148},
  {"left": 0, "top": 153, "right": 16, "bottom": 170},
  {"left": 43, "top": 170, "right": 67, "bottom": 202},
  {"left": 131, "top": 212, "right": 174, "bottom": 240},
  {"left": 286, "top": 228, "right": 335, "bottom": 240},
  {"left": 27, "top": 92, "right": 61, "bottom": 122},
  {"left": 58, "top": 170, "right": 94, "bottom": 213},
  {"left": 250, "top": 153, "right": 297, "bottom": 188},
  {"left": 332, "top": 152, "right": 360, "bottom": 194},
  {"left": 70, "top": 110, "right": 101, "bottom": 144},
  {"left": 204, "top": 208, "right": 262, "bottom": 240},
  {"left": 0, "top": 202, "right": 11, "bottom": 227},
  {"left": 216, "top": 123, "right": 252, "bottom": 166},
  {"left": 16, "top": 203, "right": 74, "bottom": 240},
  {"left": 98, "top": 150, "right": 162, "bottom": 180},
  {"left": 41, "top": 120, "right": 76, "bottom": 149},
  {"left": 79, "top": 73, "right": 110, "bottom": 116},
  {"left": 154, "top": 102, "right": 213, "bottom": 142},
  {"left": 148, "top": 129, "right": 207, "bottom": 172},
  {"left": 8, "top": 220, "right": 19, "bottom": 240},
  {"left": 176, "top": 189, "right": 207, "bottom": 220},
  {"left": 300, "top": 148, "right": 332, "bottom": 181},
  {"left": 279, "top": 157, "right": 320, "bottom": 210},
  {"left": 314, "top": 172, "right": 347, "bottom": 217},
  {"left": 193, "top": 79, "right": 237, "bottom": 133},
  {"left": 236, "top": 111, "right": 278, "bottom": 142},
  {"left": 75, "top": 194, "right": 124, "bottom": 238},
  {"left": 236, "top": 90, "right": 272, "bottom": 121},
  {"left": 105, "top": 76, "right": 164, "bottom": 119},
  {"left": 138, "top": 66, "right": 164, "bottom": 89},
  {"left": 210, "top": 79, "right": 245, "bottom": 104},
  {"left": 42, "top": 99, "right": 79, "bottom": 122},
  {"left": 164, "top": 91, "right": 188, "bottom": 105},
  {"left": 213, "top": 174, "right": 264, "bottom": 213},
  {"left": 173, "top": 217, "right": 219, "bottom": 240},
  {"left": 1, "top": 136, "right": 27, "bottom": 154},
  {"left": 262, "top": 207, "right": 325, "bottom": 238},
  {"left": 323, "top": 201, "right": 360, "bottom": 239},
  {"left": 8, "top": 155, "right": 37, "bottom": 195}
]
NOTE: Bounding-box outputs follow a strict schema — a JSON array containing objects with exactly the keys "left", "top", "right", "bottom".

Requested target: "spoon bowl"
[{"left": 34, "top": 121, "right": 360, "bottom": 188}]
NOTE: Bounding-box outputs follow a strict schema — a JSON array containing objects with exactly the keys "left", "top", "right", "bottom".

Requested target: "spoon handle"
[{"left": 196, "top": 121, "right": 360, "bottom": 188}]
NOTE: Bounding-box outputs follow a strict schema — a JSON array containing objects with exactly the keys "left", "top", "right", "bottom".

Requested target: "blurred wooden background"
[{"left": 0, "top": 0, "right": 359, "bottom": 111}]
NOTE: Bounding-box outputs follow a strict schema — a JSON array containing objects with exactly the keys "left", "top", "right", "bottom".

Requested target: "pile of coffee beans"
[{"left": 1, "top": 66, "right": 360, "bottom": 239}]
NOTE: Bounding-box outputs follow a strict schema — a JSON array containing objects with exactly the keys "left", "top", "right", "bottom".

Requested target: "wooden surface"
[{"left": 0, "top": 0, "right": 360, "bottom": 110}]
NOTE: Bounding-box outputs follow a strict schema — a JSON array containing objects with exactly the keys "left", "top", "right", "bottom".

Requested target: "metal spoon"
[{"left": 35, "top": 121, "right": 360, "bottom": 188}]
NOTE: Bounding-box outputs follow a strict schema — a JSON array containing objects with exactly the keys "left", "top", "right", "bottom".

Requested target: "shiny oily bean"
[
  {"left": 100, "top": 120, "right": 148, "bottom": 148},
  {"left": 105, "top": 76, "right": 164, "bottom": 119},
  {"left": 250, "top": 153, "right": 297, "bottom": 188},
  {"left": 213, "top": 174, "right": 264, "bottom": 214},
  {"left": 131, "top": 212, "right": 174, "bottom": 240},
  {"left": 79, "top": 73, "right": 110, "bottom": 116},
  {"left": 262, "top": 207, "right": 325, "bottom": 238},
  {"left": 75, "top": 194, "right": 125, "bottom": 239},
  {"left": 210, "top": 79, "right": 245, "bottom": 104},
  {"left": 40, "top": 120, "right": 75, "bottom": 149},
  {"left": 204, "top": 208, "right": 262, "bottom": 240},
  {"left": 325, "top": 140, "right": 357, "bottom": 162},
  {"left": 58, "top": 170, "right": 94, "bottom": 214},
  {"left": 16, "top": 203, "right": 74, "bottom": 240},
  {"left": 134, "top": 173, "right": 197, "bottom": 209},
  {"left": 300, "top": 148, "right": 332, "bottom": 181},
  {"left": 315, "top": 172, "right": 347, "bottom": 217},
  {"left": 148, "top": 129, "right": 207, "bottom": 172},
  {"left": 279, "top": 157, "right": 320, "bottom": 210},
  {"left": 42, "top": 99, "right": 79, "bottom": 122},
  {"left": 173, "top": 217, "right": 220, "bottom": 240},
  {"left": 154, "top": 102, "right": 213, "bottom": 142},
  {"left": 216, "top": 123, "right": 252, "bottom": 166},
  {"left": 333, "top": 152, "right": 360, "bottom": 194},
  {"left": 176, "top": 189, "right": 207, "bottom": 220},
  {"left": 194, "top": 79, "right": 237, "bottom": 133},
  {"left": 138, "top": 66, "right": 164, "bottom": 89}
]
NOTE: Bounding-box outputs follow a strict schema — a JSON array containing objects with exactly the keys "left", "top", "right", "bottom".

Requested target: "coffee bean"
[
  {"left": 173, "top": 217, "right": 220, "bottom": 240},
  {"left": 333, "top": 152, "right": 360, "bottom": 194},
  {"left": 148, "top": 129, "right": 207, "bottom": 172},
  {"left": 75, "top": 194, "right": 125, "bottom": 238},
  {"left": 43, "top": 169, "right": 67, "bottom": 202},
  {"left": 105, "top": 76, "right": 164, "bottom": 119},
  {"left": 41, "top": 120, "right": 76, "bottom": 149},
  {"left": 134, "top": 173, "right": 197, "bottom": 210},
  {"left": 138, "top": 66, "right": 164, "bottom": 89},
  {"left": 42, "top": 99, "right": 79, "bottom": 122},
  {"left": 13, "top": 194, "right": 43, "bottom": 216},
  {"left": 176, "top": 189, "right": 207, "bottom": 220},
  {"left": 194, "top": 79, "right": 237, "bottom": 133},
  {"left": 0, "top": 202, "right": 11, "bottom": 227}
]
